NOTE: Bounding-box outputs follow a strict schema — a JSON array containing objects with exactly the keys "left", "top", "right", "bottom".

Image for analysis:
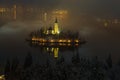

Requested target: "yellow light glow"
[
  {"left": 43, "top": 39, "right": 46, "bottom": 42},
  {"left": 75, "top": 44, "right": 79, "bottom": 46},
  {"left": 47, "top": 48, "right": 49, "bottom": 51},
  {"left": 75, "top": 40, "right": 79, "bottom": 43},
  {"left": 68, "top": 40, "right": 71, "bottom": 43},
  {"left": 63, "top": 40, "right": 67, "bottom": 42},
  {"left": 54, "top": 22, "right": 59, "bottom": 34},
  {"left": 53, "top": 10, "right": 68, "bottom": 15},
  {"left": 32, "top": 37, "right": 37, "bottom": 41},
  {"left": 68, "top": 43, "right": 71, "bottom": 46},
  {"left": 52, "top": 30, "right": 55, "bottom": 34},
  {"left": 59, "top": 40, "right": 63, "bottom": 42},
  {"left": 58, "top": 30, "right": 60, "bottom": 34},
  {"left": 54, "top": 48, "right": 59, "bottom": 58},
  {"left": 0, "top": 8, "right": 4, "bottom": 12},
  {"left": 0, "top": 75, "right": 5, "bottom": 80},
  {"left": 51, "top": 48, "right": 54, "bottom": 52},
  {"left": 104, "top": 22, "right": 108, "bottom": 27},
  {"left": 50, "top": 39, "right": 54, "bottom": 42}
]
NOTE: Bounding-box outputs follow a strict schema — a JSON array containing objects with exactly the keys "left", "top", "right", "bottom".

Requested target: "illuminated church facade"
[{"left": 45, "top": 18, "right": 60, "bottom": 35}]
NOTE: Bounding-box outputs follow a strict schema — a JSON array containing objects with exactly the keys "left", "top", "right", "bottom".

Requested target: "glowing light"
[
  {"left": 57, "top": 30, "right": 60, "bottom": 34},
  {"left": 75, "top": 40, "right": 79, "bottom": 43},
  {"left": 68, "top": 43, "right": 71, "bottom": 46},
  {"left": 50, "top": 39, "right": 54, "bottom": 42},
  {"left": 0, "top": 75, "right": 5, "bottom": 80},
  {"left": 63, "top": 40, "right": 67, "bottom": 42},
  {"left": 51, "top": 48, "right": 54, "bottom": 52},
  {"left": 54, "top": 20, "right": 59, "bottom": 34},
  {"left": 32, "top": 37, "right": 37, "bottom": 41},
  {"left": 44, "top": 12, "right": 47, "bottom": 22},
  {"left": 52, "top": 10, "right": 68, "bottom": 15},
  {"left": 47, "top": 48, "right": 49, "bottom": 51},
  {"left": 43, "top": 39, "right": 46, "bottom": 42},
  {"left": 54, "top": 48, "right": 59, "bottom": 58},
  {"left": 59, "top": 43, "right": 63, "bottom": 45},
  {"left": 75, "top": 44, "right": 79, "bottom": 46},
  {"left": 68, "top": 40, "right": 71, "bottom": 43},
  {"left": 59, "top": 39, "right": 63, "bottom": 42},
  {"left": 52, "top": 30, "right": 55, "bottom": 34},
  {"left": 0, "top": 8, "right": 5, "bottom": 12},
  {"left": 104, "top": 22, "right": 108, "bottom": 27}
]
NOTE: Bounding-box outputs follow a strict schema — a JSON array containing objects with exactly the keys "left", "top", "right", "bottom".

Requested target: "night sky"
[{"left": 0, "top": 0, "right": 120, "bottom": 17}]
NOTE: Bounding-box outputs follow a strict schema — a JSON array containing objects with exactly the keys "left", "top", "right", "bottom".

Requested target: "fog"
[
  {"left": 0, "top": 0, "right": 120, "bottom": 62},
  {"left": 0, "top": 18, "right": 120, "bottom": 64}
]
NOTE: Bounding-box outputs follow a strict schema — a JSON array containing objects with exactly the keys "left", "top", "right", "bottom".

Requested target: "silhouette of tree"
[
  {"left": 106, "top": 53, "right": 112, "bottom": 68},
  {"left": 109, "top": 71, "right": 116, "bottom": 80},
  {"left": 74, "top": 31, "right": 79, "bottom": 39},
  {"left": 39, "top": 27, "right": 44, "bottom": 37},
  {"left": 23, "top": 52, "right": 33, "bottom": 69},
  {"left": 72, "top": 50, "right": 80, "bottom": 64},
  {"left": 46, "top": 59, "right": 50, "bottom": 68},
  {"left": 56, "top": 56, "right": 65, "bottom": 65},
  {"left": 88, "top": 56, "right": 104, "bottom": 80},
  {"left": 4, "top": 59, "right": 11, "bottom": 80},
  {"left": 11, "top": 57, "right": 19, "bottom": 72},
  {"left": 117, "top": 60, "right": 120, "bottom": 66}
]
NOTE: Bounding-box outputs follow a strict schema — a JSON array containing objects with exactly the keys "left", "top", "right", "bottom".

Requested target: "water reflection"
[
  {"left": 29, "top": 41, "right": 81, "bottom": 59},
  {"left": 46, "top": 47, "right": 59, "bottom": 58}
]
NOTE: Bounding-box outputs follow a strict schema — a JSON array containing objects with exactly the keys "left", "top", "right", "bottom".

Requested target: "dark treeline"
[{"left": 4, "top": 52, "right": 120, "bottom": 80}]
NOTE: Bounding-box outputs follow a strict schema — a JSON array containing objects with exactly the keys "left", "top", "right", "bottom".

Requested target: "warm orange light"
[
  {"left": 68, "top": 43, "right": 71, "bottom": 46},
  {"left": 32, "top": 37, "right": 37, "bottom": 41},
  {"left": 51, "top": 48, "right": 54, "bottom": 52},
  {"left": 50, "top": 39, "right": 54, "bottom": 42},
  {"left": 75, "top": 40, "right": 79, "bottom": 43},
  {"left": 104, "top": 22, "right": 108, "bottom": 27},
  {"left": 63, "top": 40, "right": 67, "bottom": 42},
  {"left": 53, "top": 10, "right": 68, "bottom": 15},
  {"left": 59, "top": 43, "right": 63, "bottom": 46},
  {"left": 75, "top": 44, "right": 79, "bottom": 46},
  {"left": 47, "top": 48, "right": 49, "bottom": 51},
  {"left": 0, "top": 75, "right": 5, "bottom": 80},
  {"left": 59, "top": 39, "right": 63, "bottom": 42},
  {"left": 0, "top": 8, "right": 5, "bottom": 12},
  {"left": 68, "top": 40, "right": 71, "bottom": 43}
]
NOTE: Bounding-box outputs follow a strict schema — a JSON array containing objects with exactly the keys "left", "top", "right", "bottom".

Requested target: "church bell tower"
[{"left": 54, "top": 18, "right": 59, "bottom": 34}]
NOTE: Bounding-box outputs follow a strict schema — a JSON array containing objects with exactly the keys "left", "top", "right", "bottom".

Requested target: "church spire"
[{"left": 55, "top": 18, "right": 58, "bottom": 23}]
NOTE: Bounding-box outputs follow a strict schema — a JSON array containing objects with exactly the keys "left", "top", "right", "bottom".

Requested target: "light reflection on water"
[
  {"left": 0, "top": 21, "right": 120, "bottom": 64},
  {"left": 29, "top": 42, "right": 80, "bottom": 59}
]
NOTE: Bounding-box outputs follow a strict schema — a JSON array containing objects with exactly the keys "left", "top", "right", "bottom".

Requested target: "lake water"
[{"left": 0, "top": 21, "right": 120, "bottom": 65}]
